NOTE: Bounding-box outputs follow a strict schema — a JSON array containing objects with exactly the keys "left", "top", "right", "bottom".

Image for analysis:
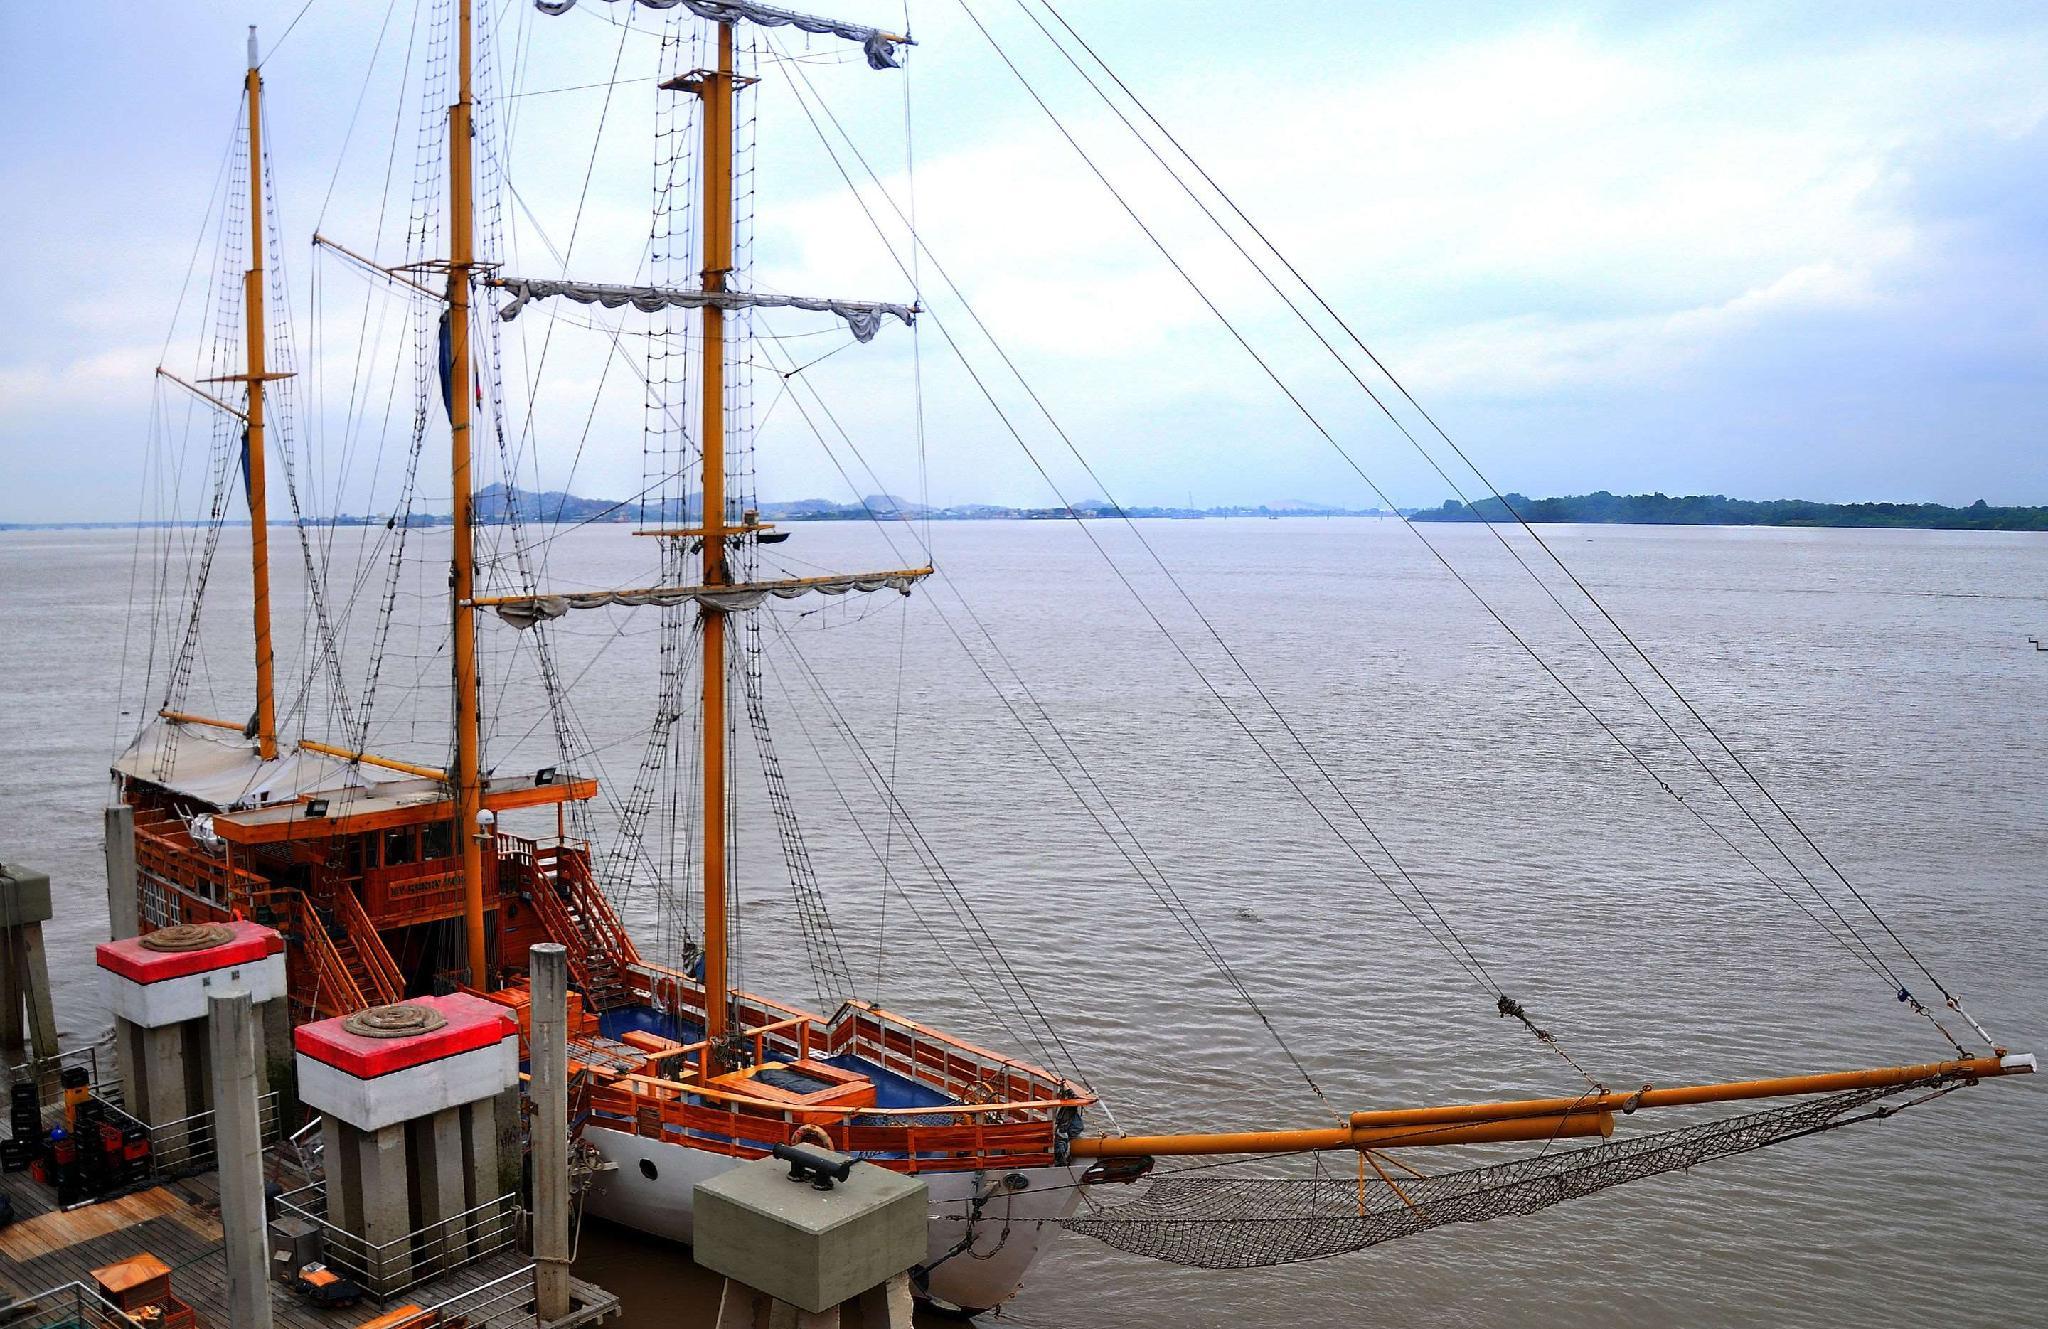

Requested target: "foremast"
[
  {"left": 694, "top": 20, "right": 739, "bottom": 1051},
  {"left": 499, "top": 0, "right": 924, "bottom": 1042},
  {"left": 447, "top": 0, "right": 488, "bottom": 989}
]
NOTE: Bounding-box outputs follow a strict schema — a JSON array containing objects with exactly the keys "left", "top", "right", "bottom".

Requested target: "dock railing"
[
  {"left": 3, "top": 1042, "right": 112, "bottom": 1110},
  {"left": 272, "top": 1181, "right": 520, "bottom": 1299},
  {"left": 147, "top": 1091, "right": 281, "bottom": 1175},
  {"left": 378, "top": 1268, "right": 540, "bottom": 1329},
  {"left": 0, "top": 1281, "right": 139, "bottom": 1329}
]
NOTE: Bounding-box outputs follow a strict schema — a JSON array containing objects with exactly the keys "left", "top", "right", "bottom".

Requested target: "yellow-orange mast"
[
  {"left": 698, "top": 20, "right": 737, "bottom": 1052},
  {"left": 448, "top": 0, "right": 487, "bottom": 987},
  {"left": 242, "top": 28, "right": 279, "bottom": 762}
]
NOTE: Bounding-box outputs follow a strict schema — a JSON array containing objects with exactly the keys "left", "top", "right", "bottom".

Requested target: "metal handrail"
[
  {"left": 148, "top": 1092, "right": 281, "bottom": 1173},
  {"left": 0, "top": 1280, "right": 140, "bottom": 1329},
  {"left": 271, "top": 1182, "right": 519, "bottom": 1298}
]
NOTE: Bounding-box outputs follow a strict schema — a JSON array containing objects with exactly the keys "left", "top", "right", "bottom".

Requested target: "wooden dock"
[{"left": 0, "top": 1161, "right": 619, "bottom": 1329}]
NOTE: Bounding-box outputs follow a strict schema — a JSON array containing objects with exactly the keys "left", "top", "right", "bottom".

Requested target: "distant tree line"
[{"left": 1412, "top": 491, "right": 2048, "bottom": 531}]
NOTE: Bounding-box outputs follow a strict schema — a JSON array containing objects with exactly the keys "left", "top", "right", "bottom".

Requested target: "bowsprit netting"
[{"left": 1063, "top": 1082, "right": 1948, "bottom": 1269}]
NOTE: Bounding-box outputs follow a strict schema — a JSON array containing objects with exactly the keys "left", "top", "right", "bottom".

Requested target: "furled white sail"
[
  {"left": 530, "top": 0, "right": 907, "bottom": 70},
  {"left": 486, "top": 567, "right": 933, "bottom": 629},
  {"left": 490, "top": 278, "right": 916, "bottom": 343}
]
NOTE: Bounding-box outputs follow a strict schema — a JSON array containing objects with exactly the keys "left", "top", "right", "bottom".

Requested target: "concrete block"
[
  {"left": 0, "top": 864, "right": 53, "bottom": 927},
  {"left": 99, "top": 923, "right": 287, "bottom": 1029},
  {"left": 693, "top": 1154, "right": 926, "bottom": 1314},
  {"left": 297, "top": 1040, "right": 516, "bottom": 1133}
]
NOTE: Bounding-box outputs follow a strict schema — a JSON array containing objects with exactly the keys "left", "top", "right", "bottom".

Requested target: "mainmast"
[
  {"left": 242, "top": 27, "right": 279, "bottom": 762},
  {"left": 497, "top": 0, "right": 924, "bottom": 1035},
  {"left": 448, "top": 0, "right": 488, "bottom": 987},
  {"left": 697, "top": 20, "right": 737, "bottom": 1052}
]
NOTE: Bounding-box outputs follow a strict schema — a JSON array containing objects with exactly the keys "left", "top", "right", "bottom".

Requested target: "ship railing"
[
  {"left": 582, "top": 1076, "right": 1069, "bottom": 1175},
  {"left": 132, "top": 821, "right": 267, "bottom": 917},
  {"left": 624, "top": 1011, "right": 818, "bottom": 1085},
  {"left": 271, "top": 1182, "right": 520, "bottom": 1300},
  {"left": 615, "top": 965, "right": 1083, "bottom": 1109},
  {"left": 147, "top": 1091, "right": 281, "bottom": 1175},
  {"left": 503, "top": 834, "right": 640, "bottom": 979},
  {"left": 553, "top": 845, "right": 642, "bottom": 968},
  {"left": 291, "top": 897, "right": 368, "bottom": 1016},
  {"left": 0, "top": 1280, "right": 147, "bottom": 1329},
  {"left": 334, "top": 888, "right": 405, "bottom": 1004},
  {"left": 831, "top": 1002, "right": 1079, "bottom": 1108}
]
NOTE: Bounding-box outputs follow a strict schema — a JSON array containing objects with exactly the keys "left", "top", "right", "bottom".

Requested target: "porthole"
[{"left": 639, "top": 1158, "right": 658, "bottom": 1181}]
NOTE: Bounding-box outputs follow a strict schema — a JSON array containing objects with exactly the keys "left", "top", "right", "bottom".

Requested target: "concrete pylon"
[
  {"left": 530, "top": 943, "right": 571, "bottom": 1322},
  {"left": 104, "top": 805, "right": 140, "bottom": 941},
  {"left": 208, "top": 990, "right": 274, "bottom": 1329},
  {"left": 0, "top": 862, "right": 59, "bottom": 1070}
]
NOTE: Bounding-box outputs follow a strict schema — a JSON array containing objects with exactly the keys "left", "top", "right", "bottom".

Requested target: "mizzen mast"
[{"left": 448, "top": 0, "right": 488, "bottom": 987}]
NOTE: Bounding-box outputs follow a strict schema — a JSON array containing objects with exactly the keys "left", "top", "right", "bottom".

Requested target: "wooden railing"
[
  {"left": 334, "top": 889, "right": 404, "bottom": 1005},
  {"left": 500, "top": 834, "right": 640, "bottom": 986},
  {"left": 551, "top": 844, "right": 642, "bottom": 967},
  {"left": 133, "top": 823, "right": 267, "bottom": 917},
  {"left": 290, "top": 897, "right": 366, "bottom": 1017},
  {"left": 580, "top": 1081, "right": 1060, "bottom": 1174}
]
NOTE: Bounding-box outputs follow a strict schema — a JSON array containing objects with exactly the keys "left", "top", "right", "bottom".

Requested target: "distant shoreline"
[
  {"left": 1413, "top": 491, "right": 2048, "bottom": 532},
  {"left": 8, "top": 489, "right": 2047, "bottom": 533}
]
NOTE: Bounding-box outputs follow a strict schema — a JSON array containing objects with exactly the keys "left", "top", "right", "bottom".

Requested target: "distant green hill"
[{"left": 1412, "top": 491, "right": 2048, "bottom": 531}]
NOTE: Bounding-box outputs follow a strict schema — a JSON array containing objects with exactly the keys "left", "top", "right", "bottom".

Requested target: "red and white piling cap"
[
  {"left": 296, "top": 994, "right": 518, "bottom": 1131},
  {"left": 97, "top": 922, "right": 286, "bottom": 1029}
]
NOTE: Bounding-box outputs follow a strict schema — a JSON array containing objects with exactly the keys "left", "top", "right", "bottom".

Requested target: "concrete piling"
[
  {"left": 294, "top": 994, "right": 521, "bottom": 1296},
  {"left": 98, "top": 921, "right": 287, "bottom": 1169},
  {"left": 0, "top": 861, "right": 62, "bottom": 1071},
  {"left": 103, "top": 805, "right": 139, "bottom": 941},
  {"left": 208, "top": 989, "right": 274, "bottom": 1329},
  {"left": 531, "top": 943, "right": 572, "bottom": 1322}
]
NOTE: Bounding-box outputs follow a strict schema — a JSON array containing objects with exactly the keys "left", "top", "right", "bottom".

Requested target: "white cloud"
[{"left": 0, "top": 345, "right": 160, "bottom": 414}]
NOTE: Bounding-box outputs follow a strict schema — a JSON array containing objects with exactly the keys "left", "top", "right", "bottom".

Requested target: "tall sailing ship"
[{"left": 119, "top": 1, "right": 2031, "bottom": 1316}]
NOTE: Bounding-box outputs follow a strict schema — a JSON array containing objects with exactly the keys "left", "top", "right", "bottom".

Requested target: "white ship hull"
[{"left": 580, "top": 1122, "right": 1084, "bottom": 1315}]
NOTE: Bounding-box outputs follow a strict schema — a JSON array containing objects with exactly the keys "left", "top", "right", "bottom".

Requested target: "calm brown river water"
[{"left": 2, "top": 518, "right": 2043, "bottom": 1327}]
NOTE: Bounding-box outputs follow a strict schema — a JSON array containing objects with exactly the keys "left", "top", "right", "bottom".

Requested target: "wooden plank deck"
[{"left": 0, "top": 1168, "right": 619, "bottom": 1329}]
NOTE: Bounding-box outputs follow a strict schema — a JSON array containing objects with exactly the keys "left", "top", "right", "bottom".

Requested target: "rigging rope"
[
  {"left": 1010, "top": 0, "right": 1983, "bottom": 1050},
  {"left": 775, "top": 39, "right": 1605, "bottom": 1087},
  {"left": 755, "top": 324, "right": 1334, "bottom": 1116}
]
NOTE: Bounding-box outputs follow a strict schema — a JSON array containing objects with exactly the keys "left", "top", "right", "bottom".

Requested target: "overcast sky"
[{"left": 3, "top": 0, "right": 2045, "bottom": 522}]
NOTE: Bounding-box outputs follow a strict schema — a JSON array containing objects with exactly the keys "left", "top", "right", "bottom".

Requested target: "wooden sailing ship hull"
[
  {"left": 111, "top": 727, "right": 1096, "bottom": 1312},
  {"left": 560, "top": 984, "right": 1093, "bottom": 1315}
]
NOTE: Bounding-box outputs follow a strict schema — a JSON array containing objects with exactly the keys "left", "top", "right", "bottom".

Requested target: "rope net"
[{"left": 1064, "top": 1081, "right": 1946, "bottom": 1269}]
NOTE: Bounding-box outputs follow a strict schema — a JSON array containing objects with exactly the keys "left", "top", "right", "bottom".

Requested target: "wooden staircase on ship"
[{"left": 496, "top": 835, "right": 642, "bottom": 1012}]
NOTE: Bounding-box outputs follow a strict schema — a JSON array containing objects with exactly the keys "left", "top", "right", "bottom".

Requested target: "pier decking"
[{"left": 0, "top": 1101, "right": 618, "bottom": 1329}]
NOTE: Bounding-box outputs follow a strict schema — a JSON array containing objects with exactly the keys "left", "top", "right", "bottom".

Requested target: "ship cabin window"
[
  {"left": 337, "top": 839, "right": 365, "bottom": 877},
  {"left": 421, "top": 820, "right": 455, "bottom": 861},
  {"left": 382, "top": 827, "right": 417, "bottom": 868}
]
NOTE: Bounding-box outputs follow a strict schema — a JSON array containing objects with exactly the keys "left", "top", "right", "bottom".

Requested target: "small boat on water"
[{"left": 119, "top": 3, "right": 2032, "bottom": 1316}]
